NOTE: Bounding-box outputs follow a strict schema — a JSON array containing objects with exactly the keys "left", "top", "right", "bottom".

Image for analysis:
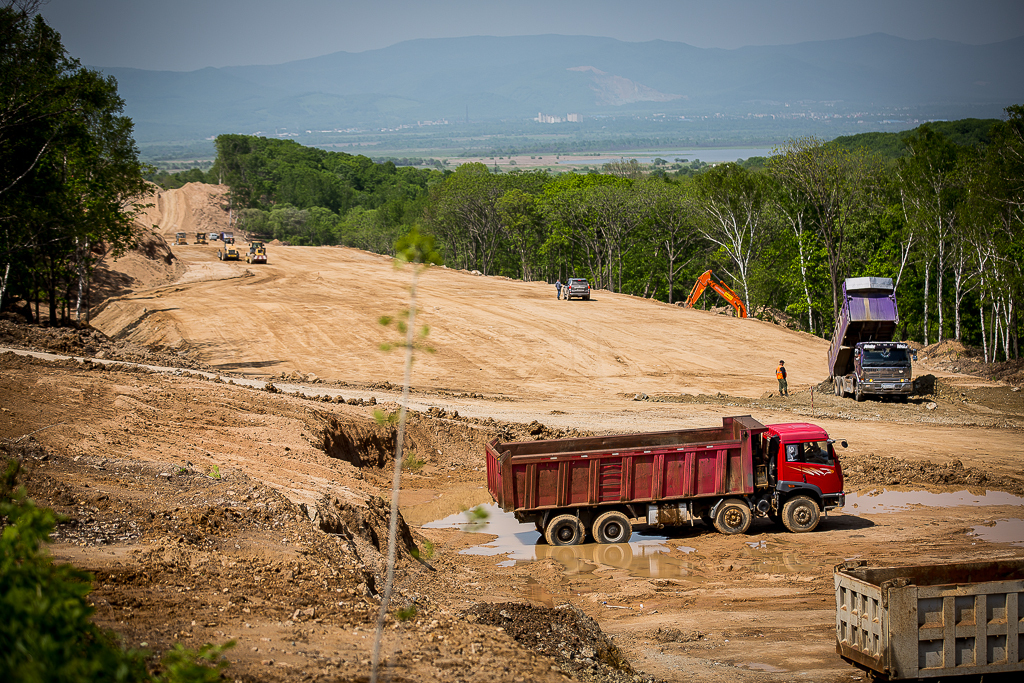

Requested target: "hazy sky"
[{"left": 39, "top": 0, "right": 1024, "bottom": 72}]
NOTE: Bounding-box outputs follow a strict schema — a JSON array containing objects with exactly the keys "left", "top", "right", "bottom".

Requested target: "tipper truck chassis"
[
  {"left": 486, "top": 415, "right": 846, "bottom": 546},
  {"left": 829, "top": 277, "right": 916, "bottom": 402},
  {"left": 835, "top": 559, "right": 1024, "bottom": 680}
]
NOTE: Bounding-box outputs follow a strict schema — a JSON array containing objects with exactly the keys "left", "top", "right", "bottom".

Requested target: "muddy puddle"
[
  {"left": 969, "top": 518, "right": 1024, "bottom": 546},
  {"left": 425, "top": 504, "right": 822, "bottom": 576},
  {"left": 842, "top": 488, "right": 1024, "bottom": 515}
]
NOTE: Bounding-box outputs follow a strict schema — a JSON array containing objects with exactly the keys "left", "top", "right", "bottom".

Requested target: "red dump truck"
[{"left": 486, "top": 415, "right": 846, "bottom": 546}]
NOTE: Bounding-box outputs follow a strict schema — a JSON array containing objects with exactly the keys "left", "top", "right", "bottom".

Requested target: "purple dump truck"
[{"left": 828, "top": 277, "right": 915, "bottom": 402}]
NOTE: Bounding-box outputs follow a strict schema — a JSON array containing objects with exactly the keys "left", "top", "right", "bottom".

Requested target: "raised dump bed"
[{"left": 835, "top": 559, "right": 1024, "bottom": 679}]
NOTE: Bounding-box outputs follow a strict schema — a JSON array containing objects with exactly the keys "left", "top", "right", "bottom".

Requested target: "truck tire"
[
  {"left": 545, "top": 514, "right": 585, "bottom": 546},
  {"left": 855, "top": 382, "right": 865, "bottom": 402},
  {"left": 713, "top": 499, "right": 752, "bottom": 534},
  {"left": 592, "top": 510, "right": 631, "bottom": 544},
  {"left": 782, "top": 495, "right": 821, "bottom": 533},
  {"left": 834, "top": 379, "right": 842, "bottom": 397}
]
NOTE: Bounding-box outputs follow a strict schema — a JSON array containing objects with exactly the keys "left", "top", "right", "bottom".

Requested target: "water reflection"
[
  {"left": 424, "top": 503, "right": 817, "bottom": 576},
  {"left": 842, "top": 489, "right": 1024, "bottom": 515},
  {"left": 970, "top": 518, "right": 1024, "bottom": 546}
]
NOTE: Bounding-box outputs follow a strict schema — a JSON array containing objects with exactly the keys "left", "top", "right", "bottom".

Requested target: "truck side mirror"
[{"left": 912, "top": 352, "right": 918, "bottom": 361}]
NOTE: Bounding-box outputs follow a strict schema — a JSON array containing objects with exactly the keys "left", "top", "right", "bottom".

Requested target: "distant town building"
[{"left": 536, "top": 112, "right": 582, "bottom": 123}]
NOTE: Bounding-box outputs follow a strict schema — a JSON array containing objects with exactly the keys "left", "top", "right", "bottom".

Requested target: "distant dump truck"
[
  {"left": 246, "top": 241, "right": 267, "bottom": 264},
  {"left": 835, "top": 559, "right": 1024, "bottom": 680},
  {"left": 174, "top": 232, "right": 188, "bottom": 246},
  {"left": 486, "top": 415, "right": 846, "bottom": 546},
  {"left": 828, "top": 277, "right": 915, "bottom": 402},
  {"left": 220, "top": 231, "right": 234, "bottom": 244}
]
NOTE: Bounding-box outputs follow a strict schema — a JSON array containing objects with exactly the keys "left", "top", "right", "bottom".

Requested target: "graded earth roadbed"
[{"left": 835, "top": 559, "right": 1024, "bottom": 679}]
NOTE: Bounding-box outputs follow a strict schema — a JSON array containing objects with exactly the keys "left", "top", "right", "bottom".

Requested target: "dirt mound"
[
  {"left": 0, "top": 319, "right": 212, "bottom": 371},
  {"left": 316, "top": 490, "right": 420, "bottom": 590},
  {"left": 466, "top": 602, "right": 654, "bottom": 683},
  {"left": 843, "top": 453, "right": 1024, "bottom": 495},
  {"left": 137, "top": 182, "right": 230, "bottom": 240},
  {"left": 90, "top": 229, "right": 185, "bottom": 302}
]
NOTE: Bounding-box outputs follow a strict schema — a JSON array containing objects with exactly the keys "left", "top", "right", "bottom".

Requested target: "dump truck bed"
[
  {"left": 828, "top": 277, "right": 899, "bottom": 378},
  {"left": 486, "top": 416, "right": 767, "bottom": 514},
  {"left": 835, "top": 559, "right": 1024, "bottom": 679}
]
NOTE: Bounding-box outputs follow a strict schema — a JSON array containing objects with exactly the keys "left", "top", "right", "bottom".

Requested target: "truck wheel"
[
  {"left": 834, "top": 379, "right": 842, "bottom": 397},
  {"left": 782, "top": 495, "right": 820, "bottom": 533},
  {"left": 592, "top": 511, "right": 631, "bottom": 544},
  {"left": 713, "top": 499, "right": 752, "bottom": 534},
  {"left": 545, "top": 514, "right": 585, "bottom": 546},
  {"left": 855, "top": 383, "right": 865, "bottom": 402}
]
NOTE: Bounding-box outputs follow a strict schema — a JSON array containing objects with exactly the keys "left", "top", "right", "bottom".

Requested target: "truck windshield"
[
  {"left": 861, "top": 348, "right": 910, "bottom": 367},
  {"left": 783, "top": 441, "right": 833, "bottom": 465}
]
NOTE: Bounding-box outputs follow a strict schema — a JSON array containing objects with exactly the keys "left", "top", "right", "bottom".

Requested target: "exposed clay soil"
[{"left": 2, "top": 184, "right": 1023, "bottom": 683}]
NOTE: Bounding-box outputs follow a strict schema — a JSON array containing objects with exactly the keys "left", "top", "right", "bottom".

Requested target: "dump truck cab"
[{"left": 762, "top": 422, "right": 845, "bottom": 522}]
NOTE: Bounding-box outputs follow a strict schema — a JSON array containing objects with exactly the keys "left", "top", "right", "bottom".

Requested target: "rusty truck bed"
[{"left": 486, "top": 415, "right": 767, "bottom": 513}]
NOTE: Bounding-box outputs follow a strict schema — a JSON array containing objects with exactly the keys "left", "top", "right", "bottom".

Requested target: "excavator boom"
[{"left": 684, "top": 270, "right": 748, "bottom": 318}]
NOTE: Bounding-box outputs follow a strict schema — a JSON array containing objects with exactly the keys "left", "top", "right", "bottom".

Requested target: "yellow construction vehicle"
[
  {"left": 194, "top": 232, "right": 207, "bottom": 245},
  {"left": 246, "top": 241, "right": 267, "bottom": 264},
  {"left": 174, "top": 232, "right": 188, "bottom": 246},
  {"left": 217, "top": 244, "right": 239, "bottom": 261}
]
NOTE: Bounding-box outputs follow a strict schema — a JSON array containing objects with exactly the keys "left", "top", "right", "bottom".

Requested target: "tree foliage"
[
  {"left": 0, "top": 2, "right": 149, "bottom": 324},
  {"left": 188, "top": 112, "right": 1024, "bottom": 361}
]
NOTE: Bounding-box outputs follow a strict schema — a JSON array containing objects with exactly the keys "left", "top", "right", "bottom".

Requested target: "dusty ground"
[{"left": 2, "top": 183, "right": 1023, "bottom": 683}]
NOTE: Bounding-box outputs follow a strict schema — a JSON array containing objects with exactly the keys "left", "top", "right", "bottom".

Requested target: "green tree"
[
  {"left": 769, "top": 137, "right": 875, "bottom": 322},
  {"left": 0, "top": 2, "right": 148, "bottom": 324},
  {"left": 693, "top": 163, "right": 776, "bottom": 312}
]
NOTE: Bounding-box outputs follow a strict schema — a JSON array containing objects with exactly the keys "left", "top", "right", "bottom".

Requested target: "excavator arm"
[{"left": 684, "top": 270, "right": 748, "bottom": 318}]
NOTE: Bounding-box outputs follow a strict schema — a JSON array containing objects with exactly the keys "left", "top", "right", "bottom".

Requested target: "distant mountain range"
[{"left": 100, "top": 34, "right": 1024, "bottom": 144}]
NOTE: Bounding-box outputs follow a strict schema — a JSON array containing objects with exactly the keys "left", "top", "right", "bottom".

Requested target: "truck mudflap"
[{"left": 835, "top": 559, "right": 1024, "bottom": 680}]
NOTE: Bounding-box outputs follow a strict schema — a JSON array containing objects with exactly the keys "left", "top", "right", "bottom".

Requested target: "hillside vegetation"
[{"left": 151, "top": 113, "right": 1024, "bottom": 365}]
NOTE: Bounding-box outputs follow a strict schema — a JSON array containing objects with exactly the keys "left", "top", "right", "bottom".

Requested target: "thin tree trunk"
[
  {"left": 0, "top": 263, "right": 9, "bottom": 313},
  {"left": 979, "top": 295, "right": 988, "bottom": 362},
  {"left": 923, "top": 259, "right": 931, "bottom": 346}
]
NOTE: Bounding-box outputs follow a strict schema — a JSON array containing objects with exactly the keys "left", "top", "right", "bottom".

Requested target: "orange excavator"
[{"left": 684, "top": 270, "right": 748, "bottom": 318}]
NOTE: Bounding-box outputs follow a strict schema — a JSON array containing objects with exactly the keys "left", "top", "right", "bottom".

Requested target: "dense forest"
[{"left": 158, "top": 113, "right": 1022, "bottom": 362}]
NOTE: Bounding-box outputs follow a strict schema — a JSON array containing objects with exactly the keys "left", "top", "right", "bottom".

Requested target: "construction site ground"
[{"left": 2, "top": 183, "right": 1023, "bottom": 683}]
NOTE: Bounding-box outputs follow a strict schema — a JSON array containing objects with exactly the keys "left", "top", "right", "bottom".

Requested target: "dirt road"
[{"left": 2, "top": 183, "right": 1022, "bottom": 683}]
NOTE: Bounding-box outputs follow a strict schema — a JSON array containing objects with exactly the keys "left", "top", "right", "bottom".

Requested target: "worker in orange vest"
[{"left": 776, "top": 360, "right": 789, "bottom": 397}]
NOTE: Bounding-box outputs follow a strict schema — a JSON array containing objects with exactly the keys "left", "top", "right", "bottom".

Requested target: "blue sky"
[{"left": 40, "top": 0, "right": 1024, "bottom": 72}]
